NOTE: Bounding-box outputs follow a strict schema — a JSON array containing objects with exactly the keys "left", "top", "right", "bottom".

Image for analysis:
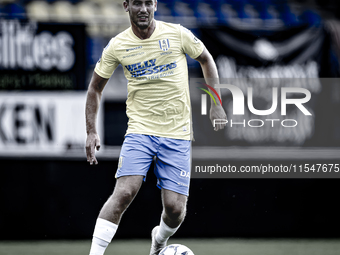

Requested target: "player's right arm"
[{"left": 85, "top": 72, "right": 109, "bottom": 165}]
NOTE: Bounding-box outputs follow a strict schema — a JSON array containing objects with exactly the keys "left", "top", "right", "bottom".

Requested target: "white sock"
[
  {"left": 89, "top": 237, "right": 109, "bottom": 255},
  {"left": 89, "top": 218, "right": 118, "bottom": 255},
  {"left": 155, "top": 218, "right": 180, "bottom": 245}
]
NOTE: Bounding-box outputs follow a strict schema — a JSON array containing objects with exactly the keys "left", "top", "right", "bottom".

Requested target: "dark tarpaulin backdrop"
[{"left": 191, "top": 23, "right": 340, "bottom": 147}]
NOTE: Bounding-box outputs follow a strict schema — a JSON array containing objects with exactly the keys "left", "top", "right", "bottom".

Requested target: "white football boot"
[{"left": 149, "top": 226, "right": 166, "bottom": 255}]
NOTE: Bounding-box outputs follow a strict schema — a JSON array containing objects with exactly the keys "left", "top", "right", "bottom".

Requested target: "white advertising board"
[{"left": 0, "top": 92, "right": 103, "bottom": 157}]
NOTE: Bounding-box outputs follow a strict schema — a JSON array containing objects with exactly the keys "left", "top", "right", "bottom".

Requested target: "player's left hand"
[
  {"left": 86, "top": 133, "right": 101, "bottom": 165},
  {"left": 210, "top": 104, "right": 227, "bottom": 131}
]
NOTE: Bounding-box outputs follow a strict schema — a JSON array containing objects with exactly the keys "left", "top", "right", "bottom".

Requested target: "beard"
[
  {"left": 132, "top": 14, "right": 153, "bottom": 30},
  {"left": 134, "top": 21, "right": 149, "bottom": 30}
]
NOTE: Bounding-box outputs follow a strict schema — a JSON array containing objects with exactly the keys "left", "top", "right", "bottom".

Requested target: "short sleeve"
[
  {"left": 180, "top": 26, "right": 204, "bottom": 59},
  {"left": 94, "top": 38, "right": 120, "bottom": 79}
]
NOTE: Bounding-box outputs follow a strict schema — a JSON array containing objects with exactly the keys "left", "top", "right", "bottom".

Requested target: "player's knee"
[
  {"left": 111, "top": 190, "right": 135, "bottom": 210},
  {"left": 121, "top": 191, "right": 136, "bottom": 205},
  {"left": 164, "top": 203, "right": 186, "bottom": 221}
]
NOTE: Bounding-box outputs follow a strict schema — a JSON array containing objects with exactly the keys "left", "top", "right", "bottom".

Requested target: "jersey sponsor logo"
[
  {"left": 122, "top": 52, "right": 145, "bottom": 59},
  {"left": 126, "top": 46, "right": 142, "bottom": 52},
  {"left": 160, "top": 51, "right": 172, "bottom": 56},
  {"left": 159, "top": 39, "right": 170, "bottom": 51},
  {"left": 124, "top": 58, "right": 177, "bottom": 78}
]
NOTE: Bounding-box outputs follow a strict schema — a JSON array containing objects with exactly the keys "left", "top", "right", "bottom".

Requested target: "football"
[{"left": 159, "top": 244, "right": 194, "bottom": 255}]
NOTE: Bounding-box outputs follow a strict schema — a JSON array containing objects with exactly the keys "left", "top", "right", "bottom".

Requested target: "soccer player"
[{"left": 85, "top": 1, "right": 226, "bottom": 255}]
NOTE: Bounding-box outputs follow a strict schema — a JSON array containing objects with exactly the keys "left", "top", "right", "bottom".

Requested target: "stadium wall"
[{"left": 1, "top": 158, "right": 340, "bottom": 240}]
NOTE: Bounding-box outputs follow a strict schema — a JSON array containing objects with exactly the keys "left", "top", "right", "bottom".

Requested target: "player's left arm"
[{"left": 196, "top": 48, "right": 227, "bottom": 131}]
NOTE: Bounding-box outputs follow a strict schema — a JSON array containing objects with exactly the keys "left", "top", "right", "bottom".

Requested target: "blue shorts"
[{"left": 116, "top": 134, "right": 191, "bottom": 196}]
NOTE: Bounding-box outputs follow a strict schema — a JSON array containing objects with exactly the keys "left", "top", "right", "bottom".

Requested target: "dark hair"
[{"left": 126, "top": 0, "right": 157, "bottom": 3}]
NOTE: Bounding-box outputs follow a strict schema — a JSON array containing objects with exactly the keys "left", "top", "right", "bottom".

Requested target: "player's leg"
[
  {"left": 90, "top": 175, "right": 144, "bottom": 255},
  {"left": 161, "top": 189, "right": 187, "bottom": 227},
  {"left": 98, "top": 175, "right": 144, "bottom": 223},
  {"left": 150, "top": 189, "right": 188, "bottom": 255},
  {"left": 159, "top": 189, "right": 187, "bottom": 240},
  {"left": 150, "top": 137, "right": 191, "bottom": 255},
  {"left": 90, "top": 134, "right": 156, "bottom": 255}
]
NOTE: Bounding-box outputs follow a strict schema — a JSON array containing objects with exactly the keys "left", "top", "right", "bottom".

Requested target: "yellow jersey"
[{"left": 95, "top": 20, "right": 204, "bottom": 140}]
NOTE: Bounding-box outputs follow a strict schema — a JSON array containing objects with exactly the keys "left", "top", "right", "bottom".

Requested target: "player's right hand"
[{"left": 86, "top": 133, "right": 101, "bottom": 165}]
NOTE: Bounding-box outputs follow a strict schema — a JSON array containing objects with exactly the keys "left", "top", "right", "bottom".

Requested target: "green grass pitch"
[{"left": 1, "top": 238, "right": 340, "bottom": 255}]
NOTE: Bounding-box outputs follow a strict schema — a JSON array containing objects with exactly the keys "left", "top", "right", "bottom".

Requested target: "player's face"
[{"left": 125, "top": 0, "right": 157, "bottom": 30}]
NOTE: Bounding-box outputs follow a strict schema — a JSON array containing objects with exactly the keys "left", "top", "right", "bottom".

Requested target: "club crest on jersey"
[{"left": 159, "top": 39, "right": 170, "bottom": 51}]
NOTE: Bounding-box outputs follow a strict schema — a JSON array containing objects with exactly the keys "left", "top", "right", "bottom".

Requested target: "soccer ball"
[{"left": 159, "top": 244, "right": 194, "bottom": 255}]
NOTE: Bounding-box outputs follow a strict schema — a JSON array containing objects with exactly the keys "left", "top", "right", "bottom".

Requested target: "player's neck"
[{"left": 131, "top": 19, "right": 156, "bottom": 40}]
